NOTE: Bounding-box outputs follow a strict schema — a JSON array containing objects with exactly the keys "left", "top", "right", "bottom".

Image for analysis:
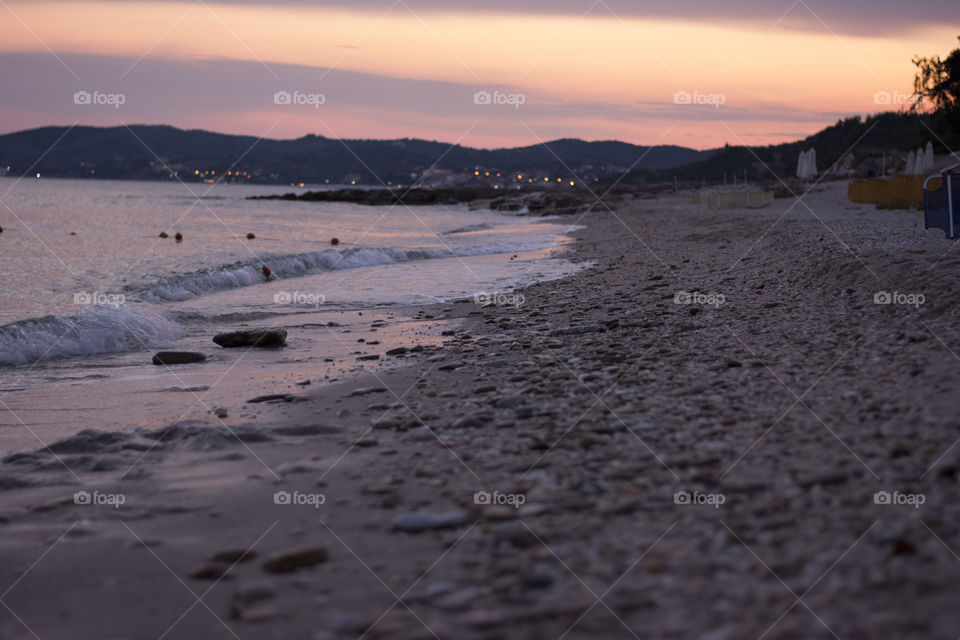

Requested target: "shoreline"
[{"left": 3, "top": 182, "right": 960, "bottom": 638}]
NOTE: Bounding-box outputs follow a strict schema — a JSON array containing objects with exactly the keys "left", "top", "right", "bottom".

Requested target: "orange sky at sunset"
[{"left": 0, "top": 0, "right": 954, "bottom": 148}]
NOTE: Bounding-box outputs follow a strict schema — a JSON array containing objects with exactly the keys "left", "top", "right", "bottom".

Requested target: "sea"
[{"left": 0, "top": 177, "right": 585, "bottom": 453}]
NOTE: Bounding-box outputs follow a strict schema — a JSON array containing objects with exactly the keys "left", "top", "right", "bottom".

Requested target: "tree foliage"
[{"left": 913, "top": 36, "right": 960, "bottom": 113}]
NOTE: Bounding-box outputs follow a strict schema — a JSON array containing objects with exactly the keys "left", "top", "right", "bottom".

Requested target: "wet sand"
[{"left": 2, "top": 181, "right": 960, "bottom": 639}]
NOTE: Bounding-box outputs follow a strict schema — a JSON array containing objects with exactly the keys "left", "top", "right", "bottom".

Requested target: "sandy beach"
[{"left": 3, "top": 181, "right": 960, "bottom": 639}]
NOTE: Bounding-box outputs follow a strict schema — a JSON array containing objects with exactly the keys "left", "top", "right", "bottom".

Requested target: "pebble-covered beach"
[{"left": 2, "top": 181, "right": 960, "bottom": 639}]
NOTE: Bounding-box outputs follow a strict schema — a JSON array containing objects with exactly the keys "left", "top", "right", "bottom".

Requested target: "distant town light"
[
  {"left": 569, "top": 180, "right": 575, "bottom": 186},
  {"left": 516, "top": 174, "right": 522, "bottom": 180}
]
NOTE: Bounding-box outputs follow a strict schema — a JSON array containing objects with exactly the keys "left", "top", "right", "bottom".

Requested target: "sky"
[{"left": 0, "top": 0, "right": 957, "bottom": 149}]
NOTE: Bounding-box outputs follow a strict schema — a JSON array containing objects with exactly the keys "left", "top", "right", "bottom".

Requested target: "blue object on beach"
[{"left": 924, "top": 164, "right": 960, "bottom": 238}]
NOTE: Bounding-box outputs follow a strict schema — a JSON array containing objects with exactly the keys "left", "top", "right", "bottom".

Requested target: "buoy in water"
[
  {"left": 247, "top": 233, "right": 256, "bottom": 239},
  {"left": 159, "top": 232, "right": 168, "bottom": 238},
  {"left": 261, "top": 265, "right": 272, "bottom": 278},
  {"left": 330, "top": 237, "right": 340, "bottom": 246},
  {"left": 174, "top": 232, "right": 183, "bottom": 242}
]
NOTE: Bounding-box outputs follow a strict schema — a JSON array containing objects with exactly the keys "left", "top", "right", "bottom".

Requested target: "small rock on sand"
[
  {"left": 213, "top": 329, "right": 287, "bottom": 348},
  {"left": 262, "top": 546, "right": 329, "bottom": 573},
  {"left": 190, "top": 562, "right": 231, "bottom": 580},
  {"left": 152, "top": 351, "right": 207, "bottom": 365},
  {"left": 246, "top": 394, "right": 296, "bottom": 404},
  {"left": 213, "top": 548, "right": 258, "bottom": 564},
  {"left": 392, "top": 509, "right": 470, "bottom": 533}
]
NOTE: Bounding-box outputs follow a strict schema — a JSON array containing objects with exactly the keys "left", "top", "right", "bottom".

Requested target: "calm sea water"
[
  {"left": 0, "top": 177, "right": 581, "bottom": 365},
  {"left": 0, "top": 177, "right": 584, "bottom": 452}
]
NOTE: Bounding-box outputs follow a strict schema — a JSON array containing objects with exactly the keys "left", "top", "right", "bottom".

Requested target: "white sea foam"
[
  {"left": 0, "top": 305, "right": 184, "bottom": 367},
  {"left": 137, "top": 244, "right": 552, "bottom": 302}
]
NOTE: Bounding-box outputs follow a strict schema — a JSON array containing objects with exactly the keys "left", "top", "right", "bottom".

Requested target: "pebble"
[
  {"left": 152, "top": 351, "right": 206, "bottom": 365},
  {"left": 262, "top": 546, "right": 329, "bottom": 573},
  {"left": 214, "top": 329, "right": 287, "bottom": 348},
  {"left": 392, "top": 509, "right": 470, "bottom": 533}
]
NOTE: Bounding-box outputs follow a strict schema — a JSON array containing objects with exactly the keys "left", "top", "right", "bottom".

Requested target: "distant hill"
[
  {"left": 0, "top": 125, "right": 714, "bottom": 185},
  {"left": 620, "top": 110, "right": 960, "bottom": 186}
]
